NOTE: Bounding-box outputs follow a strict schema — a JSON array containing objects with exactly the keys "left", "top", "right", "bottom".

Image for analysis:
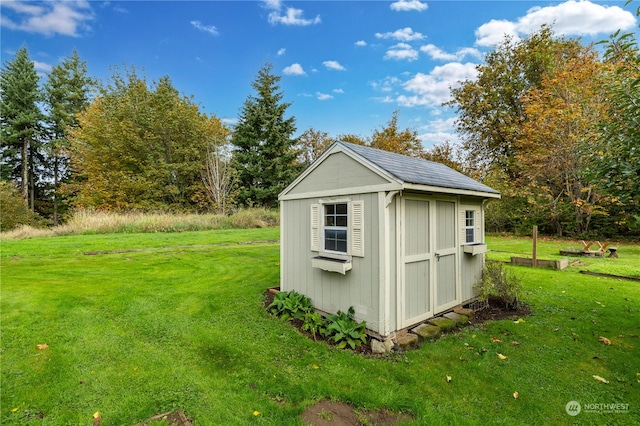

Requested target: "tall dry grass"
[{"left": 1, "top": 208, "right": 279, "bottom": 240}]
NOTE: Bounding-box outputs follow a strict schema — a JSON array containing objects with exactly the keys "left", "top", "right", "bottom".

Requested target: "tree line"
[{"left": 1, "top": 15, "right": 638, "bottom": 238}]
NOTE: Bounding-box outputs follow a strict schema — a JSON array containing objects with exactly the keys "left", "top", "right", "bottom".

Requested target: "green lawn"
[{"left": 1, "top": 230, "right": 638, "bottom": 425}]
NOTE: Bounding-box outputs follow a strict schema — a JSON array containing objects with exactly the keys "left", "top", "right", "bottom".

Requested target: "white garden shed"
[{"left": 278, "top": 142, "right": 500, "bottom": 337}]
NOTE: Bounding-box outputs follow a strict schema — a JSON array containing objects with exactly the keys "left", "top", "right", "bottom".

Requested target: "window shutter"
[
  {"left": 475, "top": 209, "right": 481, "bottom": 243},
  {"left": 350, "top": 201, "right": 364, "bottom": 257},
  {"left": 310, "top": 204, "right": 320, "bottom": 252},
  {"left": 459, "top": 208, "right": 467, "bottom": 245}
]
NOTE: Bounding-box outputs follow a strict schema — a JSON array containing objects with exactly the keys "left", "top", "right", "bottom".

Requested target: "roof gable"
[
  {"left": 279, "top": 141, "right": 500, "bottom": 200},
  {"left": 340, "top": 142, "right": 500, "bottom": 196}
]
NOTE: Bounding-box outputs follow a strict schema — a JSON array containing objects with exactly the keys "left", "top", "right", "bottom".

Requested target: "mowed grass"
[{"left": 1, "top": 229, "right": 639, "bottom": 425}]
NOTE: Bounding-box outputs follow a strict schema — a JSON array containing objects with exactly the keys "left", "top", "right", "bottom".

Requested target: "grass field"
[{"left": 1, "top": 229, "right": 638, "bottom": 425}]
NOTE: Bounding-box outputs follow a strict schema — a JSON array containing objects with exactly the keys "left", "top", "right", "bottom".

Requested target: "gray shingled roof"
[{"left": 339, "top": 141, "right": 500, "bottom": 195}]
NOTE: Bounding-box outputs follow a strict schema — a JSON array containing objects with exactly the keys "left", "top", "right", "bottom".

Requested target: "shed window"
[
  {"left": 310, "top": 201, "right": 364, "bottom": 258},
  {"left": 465, "top": 210, "right": 475, "bottom": 243},
  {"left": 324, "top": 203, "right": 348, "bottom": 253}
]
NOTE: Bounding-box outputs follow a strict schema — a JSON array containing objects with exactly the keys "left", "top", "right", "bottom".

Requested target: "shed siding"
[
  {"left": 459, "top": 198, "right": 485, "bottom": 302},
  {"left": 280, "top": 192, "right": 381, "bottom": 330},
  {"left": 286, "top": 152, "right": 390, "bottom": 196}
]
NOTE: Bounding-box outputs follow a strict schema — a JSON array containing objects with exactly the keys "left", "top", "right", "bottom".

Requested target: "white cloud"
[
  {"left": 221, "top": 117, "right": 239, "bottom": 126},
  {"left": 398, "top": 62, "right": 478, "bottom": 107},
  {"left": 390, "top": 0, "right": 428, "bottom": 12},
  {"left": 191, "top": 20, "right": 218, "bottom": 35},
  {"left": 375, "top": 27, "right": 425, "bottom": 42},
  {"left": 420, "top": 44, "right": 482, "bottom": 61},
  {"left": 283, "top": 63, "right": 306, "bottom": 75},
  {"left": 475, "top": 19, "right": 519, "bottom": 46},
  {"left": 384, "top": 43, "right": 419, "bottom": 61},
  {"left": 370, "top": 76, "right": 401, "bottom": 93},
  {"left": 0, "top": 0, "right": 93, "bottom": 37},
  {"left": 333, "top": 88, "right": 344, "bottom": 94},
  {"left": 417, "top": 117, "right": 462, "bottom": 147},
  {"left": 316, "top": 92, "right": 333, "bottom": 100},
  {"left": 33, "top": 60, "right": 52, "bottom": 74},
  {"left": 277, "top": 48, "right": 286, "bottom": 56},
  {"left": 264, "top": 0, "right": 320, "bottom": 26},
  {"left": 475, "top": 0, "right": 637, "bottom": 46},
  {"left": 323, "top": 60, "right": 346, "bottom": 71},
  {"left": 355, "top": 40, "right": 367, "bottom": 47}
]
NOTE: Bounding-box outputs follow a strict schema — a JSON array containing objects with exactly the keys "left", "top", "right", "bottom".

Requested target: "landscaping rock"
[
  {"left": 383, "top": 337, "right": 395, "bottom": 352},
  {"left": 429, "top": 317, "right": 456, "bottom": 331},
  {"left": 371, "top": 339, "right": 388, "bottom": 354},
  {"left": 396, "top": 333, "right": 418, "bottom": 349},
  {"left": 412, "top": 324, "right": 441, "bottom": 340},
  {"left": 444, "top": 312, "right": 469, "bottom": 326},
  {"left": 454, "top": 306, "right": 474, "bottom": 319}
]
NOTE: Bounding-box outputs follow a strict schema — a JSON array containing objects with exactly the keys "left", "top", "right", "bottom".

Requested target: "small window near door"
[
  {"left": 324, "top": 203, "right": 348, "bottom": 253},
  {"left": 465, "top": 210, "right": 475, "bottom": 243}
]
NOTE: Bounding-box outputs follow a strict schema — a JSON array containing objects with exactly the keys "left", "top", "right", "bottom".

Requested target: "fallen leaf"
[
  {"left": 36, "top": 344, "right": 48, "bottom": 350},
  {"left": 471, "top": 334, "right": 476, "bottom": 339},
  {"left": 491, "top": 337, "right": 502, "bottom": 343},
  {"left": 12, "top": 407, "right": 18, "bottom": 412},
  {"left": 497, "top": 353, "right": 507, "bottom": 360},
  {"left": 253, "top": 411, "right": 260, "bottom": 416},
  {"left": 511, "top": 341, "right": 520, "bottom": 346},
  {"left": 553, "top": 328, "right": 559, "bottom": 332},
  {"left": 446, "top": 375, "right": 452, "bottom": 383},
  {"left": 513, "top": 391, "right": 519, "bottom": 399},
  {"left": 312, "top": 364, "right": 319, "bottom": 369},
  {"left": 93, "top": 411, "right": 101, "bottom": 426},
  {"left": 514, "top": 318, "right": 525, "bottom": 324},
  {"left": 593, "top": 375, "right": 609, "bottom": 384},
  {"left": 598, "top": 336, "right": 612, "bottom": 346}
]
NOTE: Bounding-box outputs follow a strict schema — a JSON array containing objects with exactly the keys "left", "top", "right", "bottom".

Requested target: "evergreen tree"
[
  {"left": 43, "top": 49, "right": 93, "bottom": 224},
  {"left": 0, "top": 46, "right": 43, "bottom": 210},
  {"left": 231, "top": 62, "right": 301, "bottom": 208}
]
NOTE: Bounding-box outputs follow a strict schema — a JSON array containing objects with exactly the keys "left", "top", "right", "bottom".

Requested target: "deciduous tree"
[
  {"left": 68, "top": 67, "right": 218, "bottom": 211},
  {"left": 369, "top": 110, "right": 422, "bottom": 156},
  {"left": 515, "top": 47, "right": 609, "bottom": 236},
  {"left": 297, "top": 127, "right": 333, "bottom": 165},
  {"left": 589, "top": 3, "right": 640, "bottom": 231},
  {"left": 43, "top": 49, "right": 93, "bottom": 224}
]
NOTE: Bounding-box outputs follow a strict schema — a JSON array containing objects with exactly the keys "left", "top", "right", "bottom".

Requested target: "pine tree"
[
  {"left": 0, "top": 46, "right": 42, "bottom": 209},
  {"left": 43, "top": 49, "right": 93, "bottom": 224},
  {"left": 231, "top": 62, "right": 301, "bottom": 208}
]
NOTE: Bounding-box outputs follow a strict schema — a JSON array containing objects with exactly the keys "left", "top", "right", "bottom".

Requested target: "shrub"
[
  {"left": 324, "top": 307, "right": 367, "bottom": 349},
  {"left": 475, "top": 261, "right": 521, "bottom": 309},
  {"left": 0, "top": 182, "right": 45, "bottom": 232}
]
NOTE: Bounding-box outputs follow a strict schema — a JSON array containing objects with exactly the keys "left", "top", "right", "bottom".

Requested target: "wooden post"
[{"left": 532, "top": 225, "right": 538, "bottom": 267}]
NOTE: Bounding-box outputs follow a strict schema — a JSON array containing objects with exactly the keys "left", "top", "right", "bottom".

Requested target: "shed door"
[
  {"left": 434, "top": 200, "right": 459, "bottom": 313},
  {"left": 400, "top": 198, "right": 432, "bottom": 328}
]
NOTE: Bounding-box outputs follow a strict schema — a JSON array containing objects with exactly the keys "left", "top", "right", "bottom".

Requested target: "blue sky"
[{"left": 1, "top": 0, "right": 637, "bottom": 148}]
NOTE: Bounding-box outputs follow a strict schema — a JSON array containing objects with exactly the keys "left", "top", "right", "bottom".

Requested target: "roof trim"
[
  {"left": 279, "top": 141, "right": 501, "bottom": 201},
  {"left": 403, "top": 183, "right": 502, "bottom": 199}
]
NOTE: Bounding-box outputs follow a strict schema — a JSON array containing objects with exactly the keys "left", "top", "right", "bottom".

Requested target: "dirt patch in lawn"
[
  {"left": 137, "top": 410, "right": 192, "bottom": 426},
  {"left": 301, "top": 400, "right": 414, "bottom": 426},
  {"left": 469, "top": 297, "right": 530, "bottom": 325}
]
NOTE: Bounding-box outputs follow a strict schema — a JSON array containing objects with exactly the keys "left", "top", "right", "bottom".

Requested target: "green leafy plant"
[
  {"left": 267, "top": 290, "right": 313, "bottom": 321},
  {"left": 475, "top": 261, "right": 521, "bottom": 309},
  {"left": 301, "top": 311, "right": 325, "bottom": 341},
  {"left": 324, "top": 307, "right": 367, "bottom": 349}
]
